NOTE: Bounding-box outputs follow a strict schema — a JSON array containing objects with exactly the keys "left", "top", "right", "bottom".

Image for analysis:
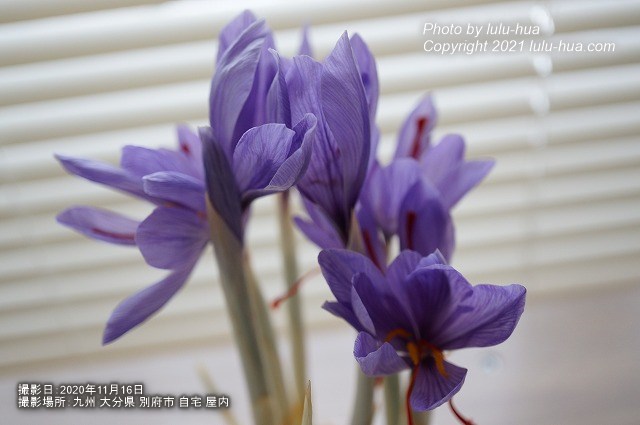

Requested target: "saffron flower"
[
  {"left": 356, "top": 96, "right": 494, "bottom": 266},
  {"left": 201, "top": 11, "right": 317, "bottom": 240},
  {"left": 319, "top": 248, "right": 526, "bottom": 411},
  {"left": 56, "top": 126, "right": 209, "bottom": 343},
  {"left": 289, "top": 32, "right": 372, "bottom": 246}
]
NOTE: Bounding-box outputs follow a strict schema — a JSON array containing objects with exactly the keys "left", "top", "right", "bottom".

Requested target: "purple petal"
[
  {"left": 200, "top": 126, "right": 244, "bottom": 241},
  {"left": 235, "top": 33, "right": 277, "bottom": 136},
  {"left": 142, "top": 171, "right": 205, "bottom": 213},
  {"left": 103, "top": 264, "right": 195, "bottom": 344},
  {"left": 410, "top": 360, "right": 466, "bottom": 411},
  {"left": 176, "top": 125, "right": 204, "bottom": 180},
  {"left": 398, "top": 179, "right": 454, "bottom": 261},
  {"left": 435, "top": 271, "right": 527, "bottom": 349},
  {"left": 232, "top": 124, "right": 294, "bottom": 193},
  {"left": 266, "top": 50, "right": 292, "bottom": 127},
  {"left": 395, "top": 95, "right": 437, "bottom": 160},
  {"left": 55, "top": 154, "right": 149, "bottom": 201},
  {"left": 352, "top": 271, "right": 413, "bottom": 338},
  {"left": 318, "top": 249, "right": 385, "bottom": 305},
  {"left": 120, "top": 146, "right": 197, "bottom": 180},
  {"left": 209, "top": 19, "right": 269, "bottom": 155},
  {"left": 350, "top": 33, "right": 379, "bottom": 120},
  {"left": 57, "top": 206, "right": 138, "bottom": 245},
  {"left": 354, "top": 332, "right": 408, "bottom": 376},
  {"left": 418, "top": 250, "right": 448, "bottom": 268},
  {"left": 321, "top": 32, "right": 371, "bottom": 220},
  {"left": 299, "top": 25, "right": 313, "bottom": 57},
  {"left": 136, "top": 206, "right": 208, "bottom": 270},
  {"left": 422, "top": 134, "right": 494, "bottom": 209},
  {"left": 287, "top": 55, "right": 345, "bottom": 229},
  {"left": 216, "top": 10, "right": 258, "bottom": 63},
  {"left": 360, "top": 159, "right": 421, "bottom": 238},
  {"left": 356, "top": 199, "right": 386, "bottom": 270},
  {"left": 295, "top": 198, "right": 344, "bottom": 249},
  {"left": 351, "top": 282, "right": 376, "bottom": 335},
  {"left": 249, "top": 114, "right": 316, "bottom": 199},
  {"left": 401, "top": 266, "right": 461, "bottom": 341},
  {"left": 322, "top": 301, "right": 362, "bottom": 331}
]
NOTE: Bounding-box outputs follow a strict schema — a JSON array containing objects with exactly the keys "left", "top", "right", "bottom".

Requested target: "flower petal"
[
  {"left": 103, "top": 264, "right": 195, "bottom": 344},
  {"left": 200, "top": 126, "right": 244, "bottom": 240},
  {"left": 55, "top": 154, "right": 149, "bottom": 200},
  {"left": 321, "top": 32, "right": 371, "bottom": 220},
  {"left": 244, "top": 114, "right": 316, "bottom": 202},
  {"left": 210, "top": 18, "right": 269, "bottom": 155},
  {"left": 136, "top": 206, "right": 208, "bottom": 270},
  {"left": 395, "top": 95, "right": 437, "bottom": 160},
  {"left": 57, "top": 206, "right": 138, "bottom": 245},
  {"left": 176, "top": 125, "right": 204, "bottom": 180},
  {"left": 350, "top": 33, "right": 379, "bottom": 120},
  {"left": 435, "top": 270, "right": 527, "bottom": 349},
  {"left": 354, "top": 332, "right": 408, "bottom": 376},
  {"left": 410, "top": 359, "right": 467, "bottom": 411},
  {"left": 120, "top": 146, "right": 197, "bottom": 180},
  {"left": 318, "top": 249, "right": 385, "bottom": 305},
  {"left": 421, "top": 134, "right": 494, "bottom": 209},
  {"left": 356, "top": 198, "right": 386, "bottom": 270},
  {"left": 299, "top": 25, "right": 313, "bottom": 57},
  {"left": 233, "top": 124, "right": 294, "bottom": 193},
  {"left": 216, "top": 10, "right": 258, "bottom": 63},
  {"left": 322, "top": 301, "right": 362, "bottom": 331},
  {"left": 266, "top": 50, "right": 292, "bottom": 127},
  {"left": 360, "top": 159, "right": 421, "bottom": 238},
  {"left": 295, "top": 199, "right": 344, "bottom": 249},
  {"left": 142, "top": 171, "right": 205, "bottom": 213},
  {"left": 398, "top": 179, "right": 455, "bottom": 261},
  {"left": 351, "top": 276, "right": 376, "bottom": 335}
]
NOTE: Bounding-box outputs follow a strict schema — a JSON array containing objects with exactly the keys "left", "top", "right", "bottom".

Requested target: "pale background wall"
[{"left": 1, "top": 0, "right": 639, "bottom": 424}]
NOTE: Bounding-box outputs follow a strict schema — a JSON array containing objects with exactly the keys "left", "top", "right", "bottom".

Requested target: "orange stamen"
[
  {"left": 384, "top": 328, "right": 412, "bottom": 343},
  {"left": 419, "top": 340, "right": 448, "bottom": 378}
]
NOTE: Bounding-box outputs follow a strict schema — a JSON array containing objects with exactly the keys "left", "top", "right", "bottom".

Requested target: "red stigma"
[
  {"left": 271, "top": 268, "right": 321, "bottom": 309},
  {"left": 409, "top": 117, "right": 429, "bottom": 159},
  {"left": 362, "top": 230, "right": 383, "bottom": 270},
  {"left": 449, "top": 398, "right": 475, "bottom": 425},
  {"left": 180, "top": 143, "right": 191, "bottom": 155},
  {"left": 405, "top": 211, "right": 417, "bottom": 250}
]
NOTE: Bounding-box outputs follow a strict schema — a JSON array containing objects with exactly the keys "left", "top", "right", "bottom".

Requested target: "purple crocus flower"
[
  {"left": 319, "top": 248, "right": 526, "bottom": 412},
  {"left": 355, "top": 96, "right": 494, "bottom": 267},
  {"left": 289, "top": 32, "right": 372, "bottom": 246},
  {"left": 56, "top": 126, "right": 209, "bottom": 344},
  {"left": 203, "top": 11, "right": 317, "bottom": 240}
]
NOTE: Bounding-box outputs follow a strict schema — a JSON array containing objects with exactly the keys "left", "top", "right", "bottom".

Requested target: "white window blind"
[{"left": 1, "top": 0, "right": 639, "bottom": 391}]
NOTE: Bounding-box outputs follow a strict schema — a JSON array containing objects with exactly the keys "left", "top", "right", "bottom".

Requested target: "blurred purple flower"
[
  {"left": 356, "top": 96, "right": 494, "bottom": 267},
  {"left": 289, "top": 32, "right": 372, "bottom": 245},
  {"left": 56, "top": 126, "right": 209, "bottom": 344},
  {"left": 202, "top": 12, "right": 316, "bottom": 240},
  {"left": 319, "top": 249, "right": 526, "bottom": 411}
]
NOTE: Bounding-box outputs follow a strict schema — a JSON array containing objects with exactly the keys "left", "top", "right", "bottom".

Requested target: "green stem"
[
  {"left": 207, "top": 203, "right": 272, "bottom": 425},
  {"left": 412, "top": 410, "right": 431, "bottom": 425},
  {"left": 384, "top": 375, "right": 400, "bottom": 425},
  {"left": 244, "top": 255, "right": 290, "bottom": 425},
  {"left": 347, "top": 214, "right": 375, "bottom": 425},
  {"left": 278, "top": 191, "right": 307, "bottom": 401},
  {"left": 350, "top": 370, "right": 375, "bottom": 425}
]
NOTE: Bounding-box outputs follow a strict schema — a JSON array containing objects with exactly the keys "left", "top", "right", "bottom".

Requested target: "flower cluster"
[{"left": 55, "top": 9, "right": 526, "bottom": 423}]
